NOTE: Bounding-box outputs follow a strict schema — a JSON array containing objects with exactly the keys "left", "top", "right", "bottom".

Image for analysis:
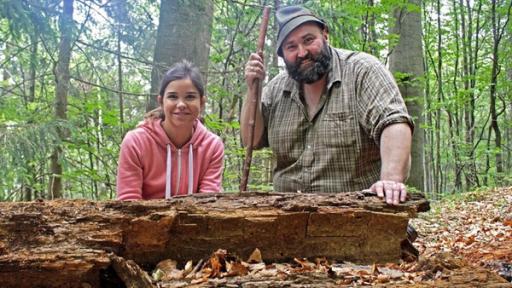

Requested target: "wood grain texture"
[{"left": 0, "top": 192, "right": 429, "bottom": 287}]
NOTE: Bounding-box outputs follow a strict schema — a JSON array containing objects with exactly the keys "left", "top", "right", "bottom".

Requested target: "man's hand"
[
  {"left": 369, "top": 180, "right": 407, "bottom": 205},
  {"left": 245, "top": 53, "right": 265, "bottom": 90},
  {"left": 241, "top": 53, "right": 266, "bottom": 148}
]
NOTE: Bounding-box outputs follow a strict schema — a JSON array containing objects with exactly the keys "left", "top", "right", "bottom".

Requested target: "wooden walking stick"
[{"left": 240, "top": 6, "right": 271, "bottom": 193}]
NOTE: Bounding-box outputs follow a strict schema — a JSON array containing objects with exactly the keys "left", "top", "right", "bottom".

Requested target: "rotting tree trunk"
[{"left": 0, "top": 192, "right": 429, "bottom": 288}]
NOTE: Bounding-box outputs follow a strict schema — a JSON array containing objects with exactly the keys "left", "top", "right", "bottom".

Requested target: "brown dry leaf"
[
  {"left": 465, "top": 235, "right": 477, "bottom": 245},
  {"left": 293, "top": 257, "right": 314, "bottom": 271},
  {"left": 201, "top": 267, "right": 212, "bottom": 278},
  {"left": 376, "top": 274, "right": 391, "bottom": 283},
  {"left": 226, "top": 261, "right": 249, "bottom": 277},
  {"left": 356, "top": 269, "right": 371, "bottom": 276},
  {"left": 370, "top": 263, "right": 379, "bottom": 275},
  {"left": 340, "top": 278, "right": 357, "bottom": 285},
  {"left": 190, "top": 277, "right": 207, "bottom": 285},
  {"left": 209, "top": 254, "right": 223, "bottom": 278},
  {"left": 204, "top": 249, "right": 232, "bottom": 278},
  {"left": 213, "top": 249, "right": 228, "bottom": 262},
  {"left": 165, "top": 269, "right": 185, "bottom": 281},
  {"left": 247, "top": 248, "right": 263, "bottom": 263},
  {"left": 314, "top": 257, "right": 330, "bottom": 270},
  {"left": 503, "top": 219, "right": 512, "bottom": 227},
  {"left": 154, "top": 259, "right": 184, "bottom": 280},
  {"left": 156, "top": 259, "right": 177, "bottom": 271},
  {"left": 273, "top": 263, "right": 289, "bottom": 274}
]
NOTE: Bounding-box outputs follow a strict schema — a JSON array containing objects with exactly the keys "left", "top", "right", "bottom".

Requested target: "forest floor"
[
  {"left": 153, "top": 187, "right": 512, "bottom": 287},
  {"left": 407, "top": 186, "right": 512, "bottom": 287}
]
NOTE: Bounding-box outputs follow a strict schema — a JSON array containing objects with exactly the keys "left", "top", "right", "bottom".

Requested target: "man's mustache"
[{"left": 296, "top": 53, "right": 315, "bottom": 66}]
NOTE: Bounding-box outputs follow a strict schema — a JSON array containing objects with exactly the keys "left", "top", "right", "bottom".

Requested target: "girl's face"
[{"left": 158, "top": 78, "right": 205, "bottom": 127}]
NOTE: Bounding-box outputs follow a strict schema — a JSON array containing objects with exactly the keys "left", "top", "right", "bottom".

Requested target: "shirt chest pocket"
[{"left": 320, "top": 112, "right": 356, "bottom": 147}]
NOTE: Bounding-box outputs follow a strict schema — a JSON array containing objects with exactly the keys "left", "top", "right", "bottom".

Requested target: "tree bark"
[
  {"left": 489, "top": 0, "right": 511, "bottom": 185},
  {"left": 0, "top": 192, "right": 429, "bottom": 287},
  {"left": 459, "top": 0, "right": 482, "bottom": 189},
  {"left": 23, "top": 10, "right": 41, "bottom": 201},
  {"left": 450, "top": 0, "right": 463, "bottom": 191},
  {"left": 507, "top": 34, "right": 512, "bottom": 174},
  {"left": 147, "top": 0, "right": 214, "bottom": 111},
  {"left": 49, "top": 0, "right": 74, "bottom": 199},
  {"left": 388, "top": 0, "right": 425, "bottom": 191}
]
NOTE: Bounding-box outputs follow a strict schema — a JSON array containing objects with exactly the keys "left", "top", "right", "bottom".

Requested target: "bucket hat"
[{"left": 276, "top": 6, "right": 326, "bottom": 57}]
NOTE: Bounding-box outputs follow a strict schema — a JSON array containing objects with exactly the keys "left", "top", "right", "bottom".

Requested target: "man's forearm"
[
  {"left": 379, "top": 123, "right": 412, "bottom": 182},
  {"left": 240, "top": 90, "right": 265, "bottom": 148}
]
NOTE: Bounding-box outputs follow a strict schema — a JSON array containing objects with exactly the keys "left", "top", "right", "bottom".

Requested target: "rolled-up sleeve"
[{"left": 356, "top": 57, "right": 414, "bottom": 145}]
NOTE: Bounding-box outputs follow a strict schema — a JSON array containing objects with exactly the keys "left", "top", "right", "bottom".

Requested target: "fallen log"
[{"left": 0, "top": 191, "right": 429, "bottom": 287}]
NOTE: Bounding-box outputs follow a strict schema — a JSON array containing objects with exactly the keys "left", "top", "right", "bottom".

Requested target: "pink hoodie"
[{"left": 116, "top": 118, "right": 224, "bottom": 200}]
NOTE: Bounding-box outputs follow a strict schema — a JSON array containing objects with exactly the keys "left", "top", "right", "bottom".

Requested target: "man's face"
[{"left": 281, "top": 23, "right": 331, "bottom": 84}]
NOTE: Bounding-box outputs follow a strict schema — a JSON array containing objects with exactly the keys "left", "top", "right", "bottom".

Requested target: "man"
[{"left": 241, "top": 5, "right": 414, "bottom": 205}]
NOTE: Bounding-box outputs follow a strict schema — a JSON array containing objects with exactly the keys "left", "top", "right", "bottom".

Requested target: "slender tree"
[
  {"left": 488, "top": 0, "right": 512, "bottom": 184},
  {"left": 507, "top": 34, "right": 512, "bottom": 173},
  {"left": 458, "top": 0, "right": 482, "bottom": 189},
  {"left": 49, "top": 0, "right": 74, "bottom": 198},
  {"left": 449, "top": 0, "right": 463, "bottom": 191}
]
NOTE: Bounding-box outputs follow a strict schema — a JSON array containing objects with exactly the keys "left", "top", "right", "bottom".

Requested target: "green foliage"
[
  {"left": 0, "top": 121, "right": 63, "bottom": 200},
  {"left": 1, "top": 0, "right": 511, "bottom": 201}
]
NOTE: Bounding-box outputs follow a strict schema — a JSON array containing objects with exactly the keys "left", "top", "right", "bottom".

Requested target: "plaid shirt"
[{"left": 259, "top": 47, "right": 413, "bottom": 193}]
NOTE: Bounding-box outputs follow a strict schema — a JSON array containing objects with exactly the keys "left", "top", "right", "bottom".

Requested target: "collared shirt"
[{"left": 259, "top": 47, "right": 413, "bottom": 193}]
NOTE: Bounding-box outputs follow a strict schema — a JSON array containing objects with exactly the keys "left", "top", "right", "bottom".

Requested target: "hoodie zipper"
[{"left": 176, "top": 148, "right": 182, "bottom": 194}]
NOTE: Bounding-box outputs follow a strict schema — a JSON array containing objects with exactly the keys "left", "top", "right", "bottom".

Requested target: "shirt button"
[{"left": 307, "top": 145, "right": 311, "bottom": 149}]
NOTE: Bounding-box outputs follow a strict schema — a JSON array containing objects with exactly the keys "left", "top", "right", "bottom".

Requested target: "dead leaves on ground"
[
  {"left": 411, "top": 186, "right": 512, "bottom": 281},
  {"left": 150, "top": 249, "right": 482, "bottom": 287}
]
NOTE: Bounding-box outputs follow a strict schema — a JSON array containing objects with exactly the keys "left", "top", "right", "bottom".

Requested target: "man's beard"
[{"left": 284, "top": 41, "right": 332, "bottom": 84}]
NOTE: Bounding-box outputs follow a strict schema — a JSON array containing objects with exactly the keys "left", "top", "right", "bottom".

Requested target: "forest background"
[{"left": 0, "top": 0, "right": 511, "bottom": 201}]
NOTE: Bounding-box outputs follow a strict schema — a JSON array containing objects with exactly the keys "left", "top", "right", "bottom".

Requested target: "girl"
[{"left": 117, "top": 60, "right": 224, "bottom": 200}]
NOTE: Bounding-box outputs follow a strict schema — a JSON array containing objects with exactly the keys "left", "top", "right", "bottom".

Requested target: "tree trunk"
[
  {"left": 435, "top": 0, "right": 443, "bottom": 194},
  {"left": 361, "top": 0, "right": 378, "bottom": 55},
  {"left": 422, "top": 0, "right": 434, "bottom": 197},
  {"left": 117, "top": 27, "right": 125, "bottom": 137},
  {"left": 23, "top": 12, "right": 40, "bottom": 201},
  {"left": 507, "top": 35, "right": 512, "bottom": 175},
  {"left": 49, "top": 0, "right": 74, "bottom": 199},
  {"left": 489, "top": 0, "right": 511, "bottom": 185},
  {"left": 450, "top": 0, "right": 463, "bottom": 191},
  {"left": 459, "top": 0, "right": 482, "bottom": 190},
  {"left": 147, "top": 0, "right": 214, "bottom": 111},
  {"left": 0, "top": 192, "right": 429, "bottom": 287},
  {"left": 388, "top": 0, "right": 425, "bottom": 192}
]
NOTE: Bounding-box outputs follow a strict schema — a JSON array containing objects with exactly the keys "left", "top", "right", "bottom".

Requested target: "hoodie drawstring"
[
  {"left": 165, "top": 144, "right": 172, "bottom": 199},
  {"left": 188, "top": 144, "right": 193, "bottom": 195},
  {"left": 165, "top": 143, "right": 194, "bottom": 198}
]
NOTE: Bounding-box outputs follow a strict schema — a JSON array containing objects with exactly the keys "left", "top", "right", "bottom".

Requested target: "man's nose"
[{"left": 297, "top": 44, "right": 308, "bottom": 58}]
